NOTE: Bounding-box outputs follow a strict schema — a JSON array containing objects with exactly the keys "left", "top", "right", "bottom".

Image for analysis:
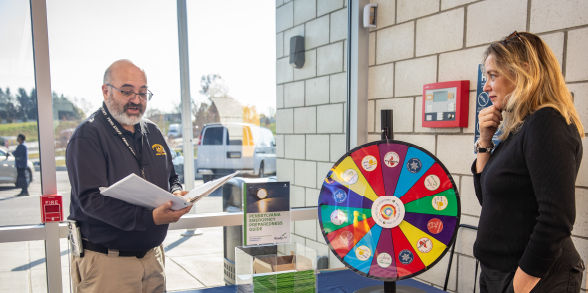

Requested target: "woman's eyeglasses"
[{"left": 501, "top": 31, "right": 523, "bottom": 45}]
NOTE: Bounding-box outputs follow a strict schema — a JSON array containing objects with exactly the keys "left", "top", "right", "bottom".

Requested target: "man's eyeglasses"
[{"left": 107, "top": 84, "right": 153, "bottom": 101}]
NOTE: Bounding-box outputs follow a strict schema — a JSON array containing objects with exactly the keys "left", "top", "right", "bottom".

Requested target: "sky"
[{"left": 0, "top": 0, "right": 276, "bottom": 115}]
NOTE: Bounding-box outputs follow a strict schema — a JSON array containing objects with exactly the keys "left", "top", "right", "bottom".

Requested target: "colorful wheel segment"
[{"left": 318, "top": 140, "right": 460, "bottom": 281}]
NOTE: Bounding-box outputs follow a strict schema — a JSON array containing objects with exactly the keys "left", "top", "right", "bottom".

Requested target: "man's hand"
[
  {"left": 152, "top": 201, "right": 191, "bottom": 225},
  {"left": 513, "top": 267, "right": 540, "bottom": 293},
  {"left": 173, "top": 190, "right": 188, "bottom": 197}
]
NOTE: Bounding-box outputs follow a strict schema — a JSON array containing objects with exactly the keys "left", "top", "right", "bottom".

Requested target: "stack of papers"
[{"left": 100, "top": 171, "right": 239, "bottom": 210}]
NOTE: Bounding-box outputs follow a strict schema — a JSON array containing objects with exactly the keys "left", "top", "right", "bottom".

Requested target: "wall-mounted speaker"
[{"left": 289, "top": 35, "right": 305, "bottom": 69}]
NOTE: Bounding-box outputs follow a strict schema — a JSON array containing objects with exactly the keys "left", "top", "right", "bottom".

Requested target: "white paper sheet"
[{"left": 100, "top": 171, "right": 239, "bottom": 210}]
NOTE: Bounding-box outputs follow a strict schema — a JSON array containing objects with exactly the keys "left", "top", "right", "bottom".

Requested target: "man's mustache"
[{"left": 124, "top": 102, "right": 144, "bottom": 112}]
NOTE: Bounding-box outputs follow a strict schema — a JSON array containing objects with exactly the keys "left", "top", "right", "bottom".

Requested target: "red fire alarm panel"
[
  {"left": 41, "top": 194, "right": 63, "bottom": 223},
  {"left": 422, "top": 80, "right": 469, "bottom": 128}
]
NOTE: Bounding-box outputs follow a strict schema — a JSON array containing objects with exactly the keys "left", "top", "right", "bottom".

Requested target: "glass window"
[
  {"left": 227, "top": 125, "right": 245, "bottom": 146},
  {"left": 0, "top": 2, "right": 53, "bottom": 292},
  {"left": 202, "top": 126, "right": 226, "bottom": 146},
  {"left": 0, "top": 0, "right": 342, "bottom": 291},
  {"left": 187, "top": 0, "right": 277, "bottom": 188},
  {"left": 45, "top": 0, "right": 181, "bottom": 217},
  {"left": 0, "top": 0, "right": 42, "bottom": 224}
]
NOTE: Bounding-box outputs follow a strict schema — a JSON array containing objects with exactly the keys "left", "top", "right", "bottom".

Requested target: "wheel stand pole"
[
  {"left": 381, "top": 109, "right": 393, "bottom": 141},
  {"left": 384, "top": 281, "right": 396, "bottom": 293},
  {"left": 383, "top": 110, "right": 395, "bottom": 293}
]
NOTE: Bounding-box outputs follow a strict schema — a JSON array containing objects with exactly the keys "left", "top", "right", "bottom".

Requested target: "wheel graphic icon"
[{"left": 318, "top": 140, "right": 460, "bottom": 280}]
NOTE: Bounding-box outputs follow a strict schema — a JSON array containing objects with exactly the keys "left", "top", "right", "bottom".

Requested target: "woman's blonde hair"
[{"left": 484, "top": 31, "right": 584, "bottom": 139}]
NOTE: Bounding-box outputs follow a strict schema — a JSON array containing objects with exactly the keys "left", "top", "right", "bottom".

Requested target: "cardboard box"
[
  {"left": 235, "top": 243, "right": 317, "bottom": 292},
  {"left": 253, "top": 254, "right": 312, "bottom": 274}
]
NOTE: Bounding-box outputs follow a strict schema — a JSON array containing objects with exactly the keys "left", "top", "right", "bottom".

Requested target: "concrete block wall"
[
  {"left": 275, "top": 0, "right": 348, "bottom": 268},
  {"left": 366, "top": 0, "right": 588, "bottom": 291},
  {"left": 276, "top": 0, "right": 588, "bottom": 291}
]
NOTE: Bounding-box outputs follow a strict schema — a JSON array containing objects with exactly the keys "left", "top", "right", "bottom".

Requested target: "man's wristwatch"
[{"left": 474, "top": 140, "right": 495, "bottom": 153}]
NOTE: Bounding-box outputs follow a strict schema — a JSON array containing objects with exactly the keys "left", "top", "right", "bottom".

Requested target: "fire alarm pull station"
[
  {"left": 422, "top": 80, "right": 469, "bottom": 128},
  {"left": 41, "top": 194, "right": 63, "bottom": 223}
]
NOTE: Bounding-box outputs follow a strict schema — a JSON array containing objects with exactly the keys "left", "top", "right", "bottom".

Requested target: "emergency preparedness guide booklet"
[{"left": 100, "top": 171, "right": 239, "bottom": 210}]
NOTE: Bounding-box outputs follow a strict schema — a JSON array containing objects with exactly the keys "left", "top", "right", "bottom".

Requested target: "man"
[
  {"left": 66, "top": 59, "right": 191, "bottom": 292},
  {"left": 13, "top": 134, "right": 29, "bottom": 196}
]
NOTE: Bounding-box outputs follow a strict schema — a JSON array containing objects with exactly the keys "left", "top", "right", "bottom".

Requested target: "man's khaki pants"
[{"left": 70, "top": 246, "right": 165, "bottom": 293}]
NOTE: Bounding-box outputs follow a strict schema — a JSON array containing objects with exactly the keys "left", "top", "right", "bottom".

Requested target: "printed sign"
[{"left": 243, "top": 181, "right": 290, "bottom": 245}]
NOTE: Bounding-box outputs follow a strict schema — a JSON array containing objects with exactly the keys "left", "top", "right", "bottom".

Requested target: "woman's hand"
[
  {"left": 513, "top": 267, "right": 540, "bottom": 293},
  {"left": 478, "top": 105, "right": 502, "bottom": 144},
  {"left": 475, "top": 105, "right": 503, "bottom": 172}
]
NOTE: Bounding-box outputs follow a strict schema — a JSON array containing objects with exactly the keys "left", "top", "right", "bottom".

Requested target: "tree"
[
  {"left": 192, "top": 101, "right": 219, "bottom": 138},
  {"left": 242, "top": 105, "right": 259, "bottom": 125},
  {"left": 0, "top": 86, "right": 87, "bottom": 122},
  {"left": 28, "top": 88, "right": 39, "bottom": 120},
  {"left": 199, "top": 74, "right": 224, "bottom": 97},
  {"left": 0, "top": 87, "right": 17, "bottom": 122},
  {"left": 52, "top": 92, "right": 84, "bottom": 120},
  {"left": 15, "top": 88, "right": 37, "bottom": 121}
]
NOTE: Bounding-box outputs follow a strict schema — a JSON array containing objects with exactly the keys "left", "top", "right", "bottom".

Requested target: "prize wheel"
[{"left": 318, "top": 140, "right": 460, "bottom": 281}]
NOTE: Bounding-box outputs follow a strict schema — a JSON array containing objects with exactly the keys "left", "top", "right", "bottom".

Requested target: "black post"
[
  {"left": 382, "top": 109, "right": 395, "bottom": 293},
  {"left": 384, "top": 281, "right": 396, "bottom": 293},
  {"left": 381, "top": 109, "right": 393, "bottom": 140}
]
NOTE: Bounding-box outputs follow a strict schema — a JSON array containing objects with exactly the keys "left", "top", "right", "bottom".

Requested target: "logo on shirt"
[{"left": 151, "top": 144, "right": 166, "bottom": 156}]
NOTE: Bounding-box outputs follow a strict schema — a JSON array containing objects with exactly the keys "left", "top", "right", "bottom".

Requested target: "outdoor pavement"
[
  {"left": 0, "top": 227, "right": 227, "bottom": 292},
  {"left": 0, "top": 169, "right": 229, "bottom": 292}
]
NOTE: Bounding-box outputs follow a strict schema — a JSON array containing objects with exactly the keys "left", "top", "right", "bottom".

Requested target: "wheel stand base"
[{"left": 354, "top": 281, "right": 426, "bottom": 293}]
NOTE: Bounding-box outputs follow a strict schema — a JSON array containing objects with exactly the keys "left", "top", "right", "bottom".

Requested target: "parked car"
[
  {"left": 170, "top": 149, "right": 201, "bottom": 184},
  {"left": 167, "top": 123, "right": 182, "bottom": 138},
  {"left": 196, "top": 122, "right": 276, "bottom": 182},
  {"left": 0, "top": 147, "right": 34, "bottom": 187},
  {"left": 171, "top": 150, "right": 184, "bottom": 183}
]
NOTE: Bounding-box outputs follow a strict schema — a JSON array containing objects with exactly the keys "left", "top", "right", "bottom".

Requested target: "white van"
[{"left": 196, "top": 122, "right": 276, "bottom": 182}]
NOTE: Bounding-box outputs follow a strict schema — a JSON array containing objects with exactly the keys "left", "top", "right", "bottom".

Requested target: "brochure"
[
  {"left": 243, "top": 181, "right": 290, "bottom": 245},
  {"left": 100, "top": 171, "right": 239, "bottom": 210}
]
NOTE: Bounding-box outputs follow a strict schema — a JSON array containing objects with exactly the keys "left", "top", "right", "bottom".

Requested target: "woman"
[{"left": 473, "top": 31, "right": 585, "bottom": 292}]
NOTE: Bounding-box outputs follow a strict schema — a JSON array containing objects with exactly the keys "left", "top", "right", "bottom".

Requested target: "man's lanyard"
[{"left": 100, "top": 107, "right": 146, "bottom": 178}]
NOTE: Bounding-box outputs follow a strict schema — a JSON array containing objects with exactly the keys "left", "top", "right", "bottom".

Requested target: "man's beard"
[{"left": 105, "top": 94, "right": 145, "bottom": 126}]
